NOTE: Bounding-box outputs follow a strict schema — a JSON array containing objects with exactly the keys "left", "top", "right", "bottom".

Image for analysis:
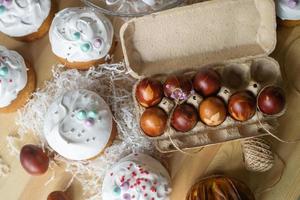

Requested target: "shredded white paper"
[{"left": 7, "top": 63, "right": 156, "bottom": 199}]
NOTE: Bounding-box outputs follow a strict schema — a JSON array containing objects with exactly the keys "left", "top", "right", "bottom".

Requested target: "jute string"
[{"left": 167, "top": 132, "right": 205, "bottom": 156}]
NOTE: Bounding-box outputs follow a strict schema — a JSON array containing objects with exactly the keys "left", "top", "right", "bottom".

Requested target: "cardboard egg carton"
[
  {"left": 132, "top": 58, "right": 283, "bottom": 139},
  {"left": 120, "top": 0, "right": 281, "bottom": 152}
]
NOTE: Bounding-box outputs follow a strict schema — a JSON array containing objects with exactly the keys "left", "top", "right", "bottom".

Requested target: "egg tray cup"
[{"left": 133, "top": 57, "right": 286, "bottom": 153}]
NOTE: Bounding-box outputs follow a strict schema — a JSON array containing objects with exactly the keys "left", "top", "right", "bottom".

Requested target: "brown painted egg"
[
  {"left": 20, "top": 144, "right": 49, "bottom": 175},
  {"left": 199, "top": 97, "right": 227, "bottom": 126},
  {"left": 171, "top": 104, "right": 198, "bottom": 132},
  {"left": 228, "top": 91, "right": 256, "bottom": 122},
  {"left": 140, "top": 107, "right": 168, "bottom": 137},
  {"left": 47, "top": 191, "right": 70, "bottom": 200},
  {"left": 135, "top": 78, "right": 163, "bottom": 108},
  {"left": 163, "top": 75, "right": 193, "bottom": 101},
  {"left": 193, "top": 68, "right": 221, "bottom": 96},
  {"left": 258, "top": 86, "right": 286, "bottom": 115}
]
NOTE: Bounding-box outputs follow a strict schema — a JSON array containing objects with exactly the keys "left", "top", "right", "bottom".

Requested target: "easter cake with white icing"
[
  {"left": 102, "top": 153, "right": 172, "bottom": 200},
  {"left": 0, "top": 45, "right": 36, "bottom": 113},
  {"left": 43, "top": 89, "right": 116, "bottom": 161},
  {"left": 49, "top": 7, "right": 114, "bottom": 69},
  {"left": 0, "top": 0, "right": 57, "bottom": 41}
]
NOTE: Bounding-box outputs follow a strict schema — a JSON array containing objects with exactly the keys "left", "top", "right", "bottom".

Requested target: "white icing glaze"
[
  {"left": 43, "top": 89, "right": 113, "bottom": 161},
  {"left": 0, "top": 0, "right": 51, "bottom": 37},
  {"left": 0, "top": 45, "right": 27, "bottom": 108},
  {"left": 105, "top": 0, "right": 173, "bottom": 13},
  {"left": 277, "top": 0, "right": 300, "bottom": 20},
  {"left": 102, "top": 153, "right": 171, "bottom": 200},
  {"left": 49, "top": 7, "right": 114, "bottom": 63}
]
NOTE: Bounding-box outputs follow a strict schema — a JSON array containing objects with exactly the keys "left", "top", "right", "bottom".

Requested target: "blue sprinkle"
[
  {"left": 80, "top": 43, "right": 91, "bottom": 52},
  {"left": 0, "top": 6, "right": 5, "bottom": 15},
  {"left": 76, "top": 110, "right": 87, "bottom": 120},
  {"left": 87, "top": 110, "right": 97, "bottom": 119},
  {"left": 113, "top": 186, "right": 121, "bottom": 196},
  {"left": 72, "top": 32, "right": 80, "bottom": 40},
  {"left": 0, "top": 66, "right": 8, "bottom": 77}
]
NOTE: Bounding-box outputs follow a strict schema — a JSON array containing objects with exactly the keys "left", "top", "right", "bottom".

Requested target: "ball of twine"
[{"left": 241, "top": 137, "right": 275, "bottom": 172}]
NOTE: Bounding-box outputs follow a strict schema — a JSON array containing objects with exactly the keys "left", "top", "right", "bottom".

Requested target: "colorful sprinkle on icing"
[
  {"left": 84, "top": 118, "right": 95, "bottom": 127},
  {"left": 113, "top": 186, "right": 121, "bottom": 196},
  {"left": 93, "top": 38, "right": 103, "bottom": 48},
  {"left": 0, "top": 5, "right": 5, "bottom": 14},
  {"left": 0, "top": 66, "right": 8, "bottom": 77},
  {"left": 87, "top": 110, "right": 98, "bottom": 119},
  {"left": 76, "top": 110, "right": 87, "bottom": 120},
  {"left": 80, "top": 43, "right": 91, "bottom": 52},
  {"left": 72, "top": 32, "right": 81, "bottom": 40}
]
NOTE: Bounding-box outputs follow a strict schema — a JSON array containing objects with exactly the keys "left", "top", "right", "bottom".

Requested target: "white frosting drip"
[
  {"left": 0, "top": 0, "right": 51, "bottom": 37},
  {"left": 0, "top": 45, "right": 27, "bottom": 108},
  {"left": 49, "top": 7, "right": 114, "bottom": 62},
  {"left": 277, "top": 0, "right": 300, "bottom": 20},
  {"left": 102, "top": 153, "right": 171, "bottom": 200},
  {"left": 43, "top": 89, "right": 113, "bottom": 161}
]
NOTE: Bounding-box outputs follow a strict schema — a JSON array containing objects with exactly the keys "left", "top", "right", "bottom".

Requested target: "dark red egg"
[
  {"left": 135, "top": 78, "right": 163, "bottom": 108},
  {"left": 228, "top": 91, "right": 256, "bottom": 122},
  {"left": 193, "top": 68, "right": 221, "bottom": 96},
  {"left": 163, "top": 75, "right": 193, "bottom": 101},
  {"left": 171, "top": 104, "right": 198, "bottom": 132},
  {"left": 140, "top": 107, "right": 168, "bottom": 137},
  {"left": 47, "top": 191, "right": 70, "bottom": 200},
  {"left": 20, "top": 144, "right": 49, "bottom": 175},
  {"left": 199, "top": 97, "right": 227, "bottom": 126},
  {"left": 258, "top": 86, "right": 286, "bottom": 115}
]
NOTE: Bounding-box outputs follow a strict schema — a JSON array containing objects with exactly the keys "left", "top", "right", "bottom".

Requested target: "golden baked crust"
[
  {"left": 277, "top": 17, "right": 300, "bottom": 27},
  {"left": 57, "top": 41, "right": 118, "bottom": 70},
  {"left": 186, "top": 175, "right": 255, "bottom": 200}
]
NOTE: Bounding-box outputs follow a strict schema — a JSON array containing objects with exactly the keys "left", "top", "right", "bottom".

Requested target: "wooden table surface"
[{"left": 1, "top": 1, "right": 300, "bottom": 200}]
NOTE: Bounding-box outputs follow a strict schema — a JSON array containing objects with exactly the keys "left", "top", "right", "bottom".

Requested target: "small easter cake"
[
  {"left": 276, "top": 0, "right": 300, "bottom": 27},
  {"left": 102, "top": 153, "right": 172, "bottom": 200},
  {"left": 0, "top": 45, "right": 36, "bottom": 113},
  {"left": 49, "top": 7, "right": 114, "bottom": 70},
  {"left": 0, "top": 0, "right": 57, "bottom": 42},
  {"left": 43, "top": 89, "right": 116, "bottom": 161}
]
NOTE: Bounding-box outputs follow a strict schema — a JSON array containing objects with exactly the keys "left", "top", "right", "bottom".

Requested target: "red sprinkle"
[
  {"left": 142, "top": 185, "right": 146, "bottom": 190},
  {"left": 151, "top": 187, "right": 156, "bottom": 192},
  {"left": 144, "top": 193, "right": 148, "bottom": 197},
  {"left": 110, "top": 173, "right": 113, "bottom": 176},
  {"left": 9, "top": 79, "right": 12, "bottom": 83}
]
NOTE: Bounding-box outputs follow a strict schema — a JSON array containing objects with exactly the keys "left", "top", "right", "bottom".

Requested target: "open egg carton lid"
[
  {"left": 82, "top": 0, "right": 185, "bottom": 17},
  {"left": 120, "top": 0, "right": 277, "bottom": 78}
]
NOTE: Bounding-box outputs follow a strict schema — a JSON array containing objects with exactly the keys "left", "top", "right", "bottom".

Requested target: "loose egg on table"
[
  {"left": 47, "top": 191, "right": 70, "bottom": 200},
  {"left": 20, "top": 144, "right": 49, "bottom": 175}
]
